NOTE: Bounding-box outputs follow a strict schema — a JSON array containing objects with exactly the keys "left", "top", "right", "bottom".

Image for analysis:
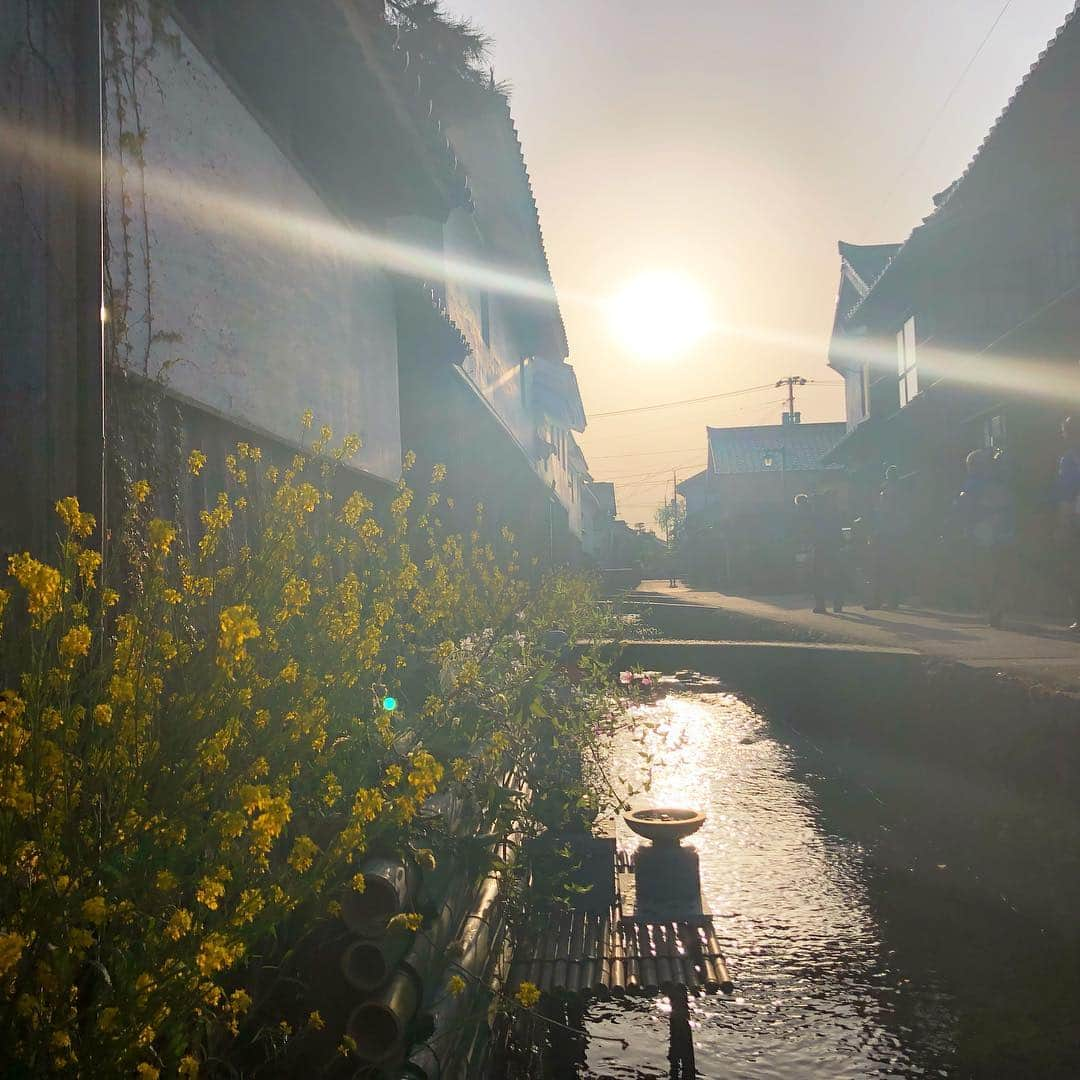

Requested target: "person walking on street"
[
  {"left": 1054, "top": 416, "right": 1080, "bottom": 632},
  {"left": 797, "top": 491, "right": 845, "bottom": 614},
  {"left": 870, "top": 464, "right": 904, "bottom": 609},
  {"left": 956, "top": 448, "right": 1015, "bottom": 628}
]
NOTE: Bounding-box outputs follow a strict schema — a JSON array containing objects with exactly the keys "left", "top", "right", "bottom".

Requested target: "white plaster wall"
[
  {"left": 106, "top": 12, "right": 400, "bottom": 482},
  {"left": 442, "top": 208, "right": 587, "bottom": 533}
]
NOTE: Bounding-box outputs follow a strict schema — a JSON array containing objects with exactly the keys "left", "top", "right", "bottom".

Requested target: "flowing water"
[{"left": 510, "top": 690, "right": 1078, "bottom": 1079}]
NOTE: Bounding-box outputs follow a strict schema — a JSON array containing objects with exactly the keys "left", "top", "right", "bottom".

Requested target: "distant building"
[
  {"left": 582, "top": 480, "right": 617, "bottom": 564},
  {"left": 826, "top": 4, "right": 1080, "bottom": 607},
  {"left": 679, "top": 418, "right": 846, "bottom": 588}
]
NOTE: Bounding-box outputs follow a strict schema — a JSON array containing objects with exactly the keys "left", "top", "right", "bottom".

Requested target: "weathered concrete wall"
[
  {"left": 105, "top": 10, "right": 401, "bottom": 482},
  {"left": 0, "top": 1, "right": 81, "bottom": 554}
]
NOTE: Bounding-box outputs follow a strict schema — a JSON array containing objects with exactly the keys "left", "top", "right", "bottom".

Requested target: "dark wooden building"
[{"left": 827, "top": 4, "right": 1080, "bottom": 609}]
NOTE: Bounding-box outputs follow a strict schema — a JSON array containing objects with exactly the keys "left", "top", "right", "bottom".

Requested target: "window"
[
  {"left": 480, "top": 292, "right": 491, "bottom": 348},
  {"left": 896, "top": 315, "right": 918, "bottom": 408}
]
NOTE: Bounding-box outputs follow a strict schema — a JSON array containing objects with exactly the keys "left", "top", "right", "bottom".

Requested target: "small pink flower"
[
  {"left": 619, "top": 671, "right": 633, "bottom": 685},
  {"left": 640, "top": 676, "right": 653, "bottom": 688}
]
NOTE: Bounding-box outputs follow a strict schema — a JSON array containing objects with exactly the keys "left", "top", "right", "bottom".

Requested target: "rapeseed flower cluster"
[{"left": 0, "top": 430, "right": 620, "bottom": 1075}]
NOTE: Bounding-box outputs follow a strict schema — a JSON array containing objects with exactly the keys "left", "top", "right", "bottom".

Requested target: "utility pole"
[
  {"left": 776, "top": 376, "right": 807, "bottom": 423},
  {"left": 669, "top": 468, "right": 677, "bottom": 587}
]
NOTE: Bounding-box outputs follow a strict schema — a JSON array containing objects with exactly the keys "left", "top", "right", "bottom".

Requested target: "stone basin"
[{"left": 624, "top": 807, "right": 705, "bottom": 845}]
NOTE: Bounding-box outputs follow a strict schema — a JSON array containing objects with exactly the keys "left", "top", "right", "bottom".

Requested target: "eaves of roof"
[{"left": 840, "top": 2, "right": 1079, "bottom": 328}]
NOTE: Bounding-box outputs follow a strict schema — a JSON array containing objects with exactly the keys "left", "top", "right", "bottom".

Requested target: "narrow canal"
[{"left": 531, "top": 689, "right": 1078, "bottom": 1079}]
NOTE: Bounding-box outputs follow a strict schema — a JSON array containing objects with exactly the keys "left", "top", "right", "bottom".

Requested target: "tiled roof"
[
  {"left": 675, "top": 469, "right": 708, "bottom": 494},
  {"left": 833, "top": 241, "right": 902, "bottom": 341},
  {"left": 707, "top": 423, "right": 847, "bottom": 475},
  {"left": 843, "top": 1, "right": 1080, "bottom": 325}
]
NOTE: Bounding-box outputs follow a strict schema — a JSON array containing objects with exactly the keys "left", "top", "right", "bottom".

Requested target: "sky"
[{"left": 445, "top": 0, "right": 1077, "bottom": 530}]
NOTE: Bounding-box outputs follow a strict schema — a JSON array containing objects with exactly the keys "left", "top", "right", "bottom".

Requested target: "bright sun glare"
[{"left": 607, "top": 270, "right": 713, "bottom": 359}]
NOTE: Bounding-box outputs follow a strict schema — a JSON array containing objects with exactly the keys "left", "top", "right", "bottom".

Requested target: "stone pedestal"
[{"left": 634, "top": 844, "right": 702, "bottom": 919}]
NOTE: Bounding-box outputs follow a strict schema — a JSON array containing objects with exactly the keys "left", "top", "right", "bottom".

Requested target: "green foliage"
[{"left": 0, "top": 434, "right": 622, "bottom": 1077}]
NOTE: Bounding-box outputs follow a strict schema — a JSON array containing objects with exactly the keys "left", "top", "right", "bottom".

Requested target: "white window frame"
[{"left": 896, "top": 315, "right": 918, "bottom": 408}]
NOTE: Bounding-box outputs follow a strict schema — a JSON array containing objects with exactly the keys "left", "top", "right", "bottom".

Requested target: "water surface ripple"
[{"left": 582, "top": 692, "right": 954, "bottom": 1079}]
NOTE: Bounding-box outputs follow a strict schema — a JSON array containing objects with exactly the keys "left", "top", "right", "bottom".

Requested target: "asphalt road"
[{"left": 632, "top": 580, "right": 1080, "bottom": 691}]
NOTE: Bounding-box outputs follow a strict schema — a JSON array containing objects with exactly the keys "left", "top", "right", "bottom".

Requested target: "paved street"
[{"left": 632, "top": 580, "right": 1080, "bottom": 691}]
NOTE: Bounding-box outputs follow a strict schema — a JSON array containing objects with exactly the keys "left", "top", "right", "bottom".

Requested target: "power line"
[
  {"left": 588, "top": 445, "right": 703, "bottom": 461},
  {"left": 868, "top": 0, "right": 1013, "bottom": 231},
  {"left": 587, "top": 382, "right": 776, "bottom": 420},
  {"left": 597, "top": 460, "right": 706, "bottom": 483}
]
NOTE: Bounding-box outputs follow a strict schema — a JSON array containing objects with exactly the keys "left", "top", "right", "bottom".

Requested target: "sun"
[{"left": 606, "top": 270, "right": 713, "bottom": 359}]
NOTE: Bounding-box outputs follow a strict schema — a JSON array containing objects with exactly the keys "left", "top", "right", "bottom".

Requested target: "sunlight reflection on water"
[{"left": 581, "top": 692, "right": 955, "bottom": 1079}]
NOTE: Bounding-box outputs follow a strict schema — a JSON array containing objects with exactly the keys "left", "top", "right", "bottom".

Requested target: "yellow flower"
[
  {"left": 232, "top": 888, "right": 264, "bottom": 926},
  {"left": 75, "top": 547, "right": 102, "bottom": 587},
  {"left": 147, "top": 518, "right": 176, "bottom": 557},
  {"left": 515, "top": 981, "right": 541, "bottom": 1009},
  {"left": 164, "top": 908, "right": 192, "bottom": 941},
  {"left": 432, "top": 463, "right": 447, "bottom": 484},
  {"left": 229, "top": 988, "right": 252, "bottom": 1015},
  {"left": 448, "top": 974, "right": 466, "bottom": 996},
  {"left": 0, "top": 931, "right": 25, "bottom": 978},
  {"left": 407, "top": 750, "right": 443, "bottom": 800},
  {"left": 136, "top": 1063, "right": 160, "bottom": 1079},
  {"left": 163, "top": 588, "right": 181, "bottom": 605},
  {"left": 415, "top": 848, "right": 437, "bottom": 872},
  {"left": 178, "top": 1055, "right": 200, "bottom": 1079},
  {"left": 131, "top": 479, "right": 151, "bottom": 504},
  {"left": 386, "top": 912, "right": 422, "bottom": 932},
  {"left": 279, "top": 577, "right": 310, "bottom": 620},
  {"left": 81, "top": 896, "right": 107, "bottom": 924},
  {"left": 102, "top": 587, "right": 119, "bottom": 608},
  {"left": 218, "top": 604, "right": 260, "bottom": 668},
  {"left": 308, "top": 1010, "right": 326, "bottom": 1030},
  {"left": 196, "top": 933, "right": 243, "bottom": 976},
  {"left": 279, "top": 658, "right": 299, "bottom": 684},
  {"left": 301, "top": 409, "right": 314, "bottom": 430},
  {"left": 55, "top": 496, "right": 96, "bottom": 537},
  {"left": 196, "top": 869, "right": 230, "bottom": 911},
  {"left": 321, "top": 772, "right": 342, "bottom": 808},
  {"left": 92, "top": 703, "right": 112, "bottom": 726},
  {"left": 8, "top": 552, "right": 62, "bottom": 626},
  {"left": 351, "top": 787, "right": 385, "bottom": 824},
  {"left": 58, "top": 624, "right": 91, "bottom": 667},
  {"left": 287, "top": 835, "right": 318, "bottom": 874},
  {"left": 98, "top": 1006, "right": 119, "bottom": 1031},
  {"left": 154, "top": 870, "right": 177, "bottom": 891},
  {"left": 350, "top": 872, "right": 366, "bottom": 894}
]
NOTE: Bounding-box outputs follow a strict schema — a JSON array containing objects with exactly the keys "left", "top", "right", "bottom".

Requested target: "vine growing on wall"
[{"left": 100, "top": 0, "right": 186, "bottom": 529}]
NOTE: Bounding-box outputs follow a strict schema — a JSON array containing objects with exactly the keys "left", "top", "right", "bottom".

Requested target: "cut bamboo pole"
[
  {"left": 637, "top": 923, "right": 658, "bottom": 994},
  {"left": 552, "top": 909, "right": 570, "bottom": 993},
  {"left": 655, "top": 923, "right": 676, "bottom": 990},
  {"left": 704, "top": 921, "right": 734, "bottom": 993},
  {"left": 623, "top": 919, "right": 640, "bottom": 993},
  {"left": 609, "top": 919, "right": 626, "bottom": 996},
  {"left": 579, "top": 913, "right": 598, "bottom": 998},
  {"left": 565, "top": 910, "right": 584, "bottom": 998},
  {"left": 594, "top": 913, "right": 612, "bottom": 999},
  {"left": 673, "top": 922, "right": 702, "bottom": 991}
]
